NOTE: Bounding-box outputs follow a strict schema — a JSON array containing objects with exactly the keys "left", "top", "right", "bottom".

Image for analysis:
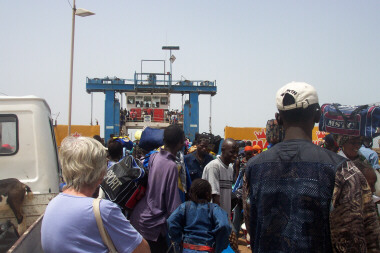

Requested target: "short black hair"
[
  {"left": 189, "top": 179, "right": 212, "bottom": 204},
  {"left": 93, "top": 135, "right": 103, "bottom": 145},
  {"left": 107, "top": 139, "right": 123, "bottom": 160},
  {"left": 238, "top": 141, "right": 246, "bottom": 148},
  {"left": 324, "top": 134, "right": 335, "bottom": 146},
  {"left": 280, "top": 94, "right": 320, "bottom": 123},
  {"left": 198, "top": 138, "right": 210, "bottom": 145},
  {"left": 164, "top": 124, "right": 184, "bottom": 149},
  {"left": 222, "top": 138, "right": 238, "bottom": 151}
]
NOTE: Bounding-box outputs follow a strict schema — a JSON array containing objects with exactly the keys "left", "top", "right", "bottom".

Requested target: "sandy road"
[{"left": 237, "top": 231, "right": 251, "bottom": 253}]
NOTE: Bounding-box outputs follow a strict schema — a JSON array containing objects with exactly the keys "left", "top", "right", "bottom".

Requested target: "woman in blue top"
[
  {"left": 167, "top": 179, "right": 231, "bottom": 253},
  {"left": 41, "top": 137, "right": 150, "bottom": 253}
]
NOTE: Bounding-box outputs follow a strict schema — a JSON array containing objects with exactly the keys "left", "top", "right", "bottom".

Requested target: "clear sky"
[{"left": 1, "top": 1, "right": 379, "bottom": 145}]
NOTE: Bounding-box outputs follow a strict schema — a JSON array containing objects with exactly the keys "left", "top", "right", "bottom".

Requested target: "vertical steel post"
[
  {"left": 188, "top": 93, "right": 199, "bottom": 141},
  {"left": 90, "top": 92, "right": 93, "bottom": 125},
  {"left": 104, "top": 91, "right": 115, "bottom": 144},
  {"left": 169, "top": 49, "right": 172, "bottom": 86},
  {"left": 114, "top": 98, "right": 120, "bottom": 136},
  {"left": 209, "top": 95, "right": 212, "bottom": 133},
  {"left": 68, "top": 0, "right": 76, "bottom": 136}
]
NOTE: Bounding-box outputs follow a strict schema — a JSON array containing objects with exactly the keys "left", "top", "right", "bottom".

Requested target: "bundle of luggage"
[
  {"left": 319, "top": 103, "right": 380, "bottom": 138},
  {"left": 138, "top": 127, "right": 164, "bottom": 152}
]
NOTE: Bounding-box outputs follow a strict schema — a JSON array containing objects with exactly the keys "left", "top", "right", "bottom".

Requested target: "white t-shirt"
[{"left": 202, "top": 156, "right": 233, "bottom": 218}]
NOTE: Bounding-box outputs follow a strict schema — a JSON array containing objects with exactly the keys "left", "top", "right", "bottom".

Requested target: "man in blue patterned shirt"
[{"left": 246, "top": 82, "right": 380, "bottom": 252}]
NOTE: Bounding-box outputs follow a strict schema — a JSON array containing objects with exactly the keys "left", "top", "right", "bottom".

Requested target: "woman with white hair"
[{"left": 41, "top": 137, "right": 150, "bottom": 253}]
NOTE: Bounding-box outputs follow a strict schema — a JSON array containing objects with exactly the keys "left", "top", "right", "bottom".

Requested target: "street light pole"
[
  {"left": 162, "top": 46, "right": 179, "bottom": 86},
  {"left": 67, "top": 2, "right": 95, "bottom": 136},
  {"left": 169, "top": 49, "right": 172, "bottom": 85},
  {"left": 67, "top": 0, "right": 76, "bottom": 136}
]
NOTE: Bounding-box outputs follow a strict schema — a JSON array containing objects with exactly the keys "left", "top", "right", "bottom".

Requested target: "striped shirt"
[{"left": 202, "top": 156, "right": 233, "bottom": 218}]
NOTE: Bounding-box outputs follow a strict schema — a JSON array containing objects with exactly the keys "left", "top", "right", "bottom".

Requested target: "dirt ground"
[{"left": 237, "top": 231, "right": 251, "bottom": 253}]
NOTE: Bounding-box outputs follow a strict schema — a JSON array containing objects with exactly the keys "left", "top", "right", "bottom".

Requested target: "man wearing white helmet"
[{"left": 245, "top": 82, "right": 380, "bottom": 252}]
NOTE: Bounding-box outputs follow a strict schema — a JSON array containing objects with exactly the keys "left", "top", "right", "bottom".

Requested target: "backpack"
[
  {"left": 319, "top": 103, "right": 380, "bottom": 138},
  {"left": 100, "top": 155, "right": 148, "bottom": 210}
]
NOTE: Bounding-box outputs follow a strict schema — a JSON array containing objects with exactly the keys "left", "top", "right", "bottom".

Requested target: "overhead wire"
[{"left": 67, "top": 0, "right": 72, "bottom": 9}]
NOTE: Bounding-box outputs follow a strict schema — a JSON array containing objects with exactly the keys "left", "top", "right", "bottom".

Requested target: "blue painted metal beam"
[
  {"left": 183, "top": 94, "right": 200, "bottom": 142},
  {"left": 104, "top": 90, "right": 115, "bottom": 143},
  {"left": 188, "top": 93, "right": 199, "bottom": 142},
  {"left": 184, "top": 101, "right": 190, "bottom": 140},
  {"left": 86, "top": 77, "right": 217, "bottom": 95},
  {"left": 114, "top": 99, "right": 120, "bottom": 139},
  {"left": 86, "top": 83, "right": 216, "bottom": 95}
]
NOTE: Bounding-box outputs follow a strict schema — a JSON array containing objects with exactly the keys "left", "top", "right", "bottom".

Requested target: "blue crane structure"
[{"left": 86, "top": 72, "right": 217, "bottom": 142}]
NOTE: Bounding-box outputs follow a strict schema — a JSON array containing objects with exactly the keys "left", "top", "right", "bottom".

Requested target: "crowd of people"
[
  {"left": 41, "top": 82, "right": 380, "bottom": 253},
  {"left": 119, "top": 108, "right": 183, "bottom": 127},
  {"left": 167, "top": 110, "right": 183, "bottom": 124}
]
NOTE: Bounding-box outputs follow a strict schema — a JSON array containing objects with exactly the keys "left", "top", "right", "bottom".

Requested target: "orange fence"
[
  {"left": 54, "top": 125, "right": 100, "bottom": 147},
  {"left": 224, "top": 126, "right": 326, "bottom": 149}
]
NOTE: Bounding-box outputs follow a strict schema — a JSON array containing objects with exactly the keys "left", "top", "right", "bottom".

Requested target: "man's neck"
[
  {"left": 283, "top": 126, "right": 313, "bottom": 142},
  {"left": 164, "top": 147, "right": 178, "bottom": 157},
  {"left": 110, "top": 157, "right": 120, "bottom": 162},
  {"left": 195, "top": 150, "right": 205, "bottom": 161},
  {"left": 219, "top": 156, "right": 229, "bottom": 167},
  {"left": 343, "top": 151, "right": 358, "bottom": 161}
]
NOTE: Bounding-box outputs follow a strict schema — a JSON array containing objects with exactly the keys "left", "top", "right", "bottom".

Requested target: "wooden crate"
[{"left": 0, "top": 193, "right": 57, "bottom": 228}]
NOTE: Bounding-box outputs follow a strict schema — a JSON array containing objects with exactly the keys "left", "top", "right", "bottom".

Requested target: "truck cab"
[
  {"left": 0, "top": 96, "right": 60, "bottom": 244},
  {"left": 0, "top": 96, "right": 60, "bottom": 194}
]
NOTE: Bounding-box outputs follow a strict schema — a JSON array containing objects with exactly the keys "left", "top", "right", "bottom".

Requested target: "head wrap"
[
  {"left": 252, "top": 145, "right": 262, "bottom": 153},
  {"left": 244, "top": 146, "right": 254, "bottom": 152},
  {"left": 335, "top": 135, "right": 363, "bottom": 147}
]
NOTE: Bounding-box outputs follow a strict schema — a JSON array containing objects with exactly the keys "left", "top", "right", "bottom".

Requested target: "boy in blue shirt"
[{"left": 167, "top": 179, "right": 231, "bottom": 253}]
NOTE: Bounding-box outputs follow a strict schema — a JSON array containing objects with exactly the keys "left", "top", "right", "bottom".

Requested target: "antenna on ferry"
[{"left": 162, "top": 46, "right": 180, "bottom": 86}]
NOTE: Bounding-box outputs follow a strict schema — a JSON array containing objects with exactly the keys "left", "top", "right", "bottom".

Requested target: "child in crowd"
[
  {"left": 353, "top": 160, "right": 378, "bottom": 194},
  {"left": 167, "top": 179, "right": 231, "bottom": 253}
]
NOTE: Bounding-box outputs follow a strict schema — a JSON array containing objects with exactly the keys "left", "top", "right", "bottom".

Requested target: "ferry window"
[
  {"left": 144, "top": 96, "right": 152, "bottom": 108},
  {"left": 0, "top": 115, "right": 18, "bottom": 155},
  {"left": 127, "top": 96, "right": 135, "bottom": 104},
  {"left": 161, "top": 97, "right": 168, "bottom": 105},
  {"left": 152, "top": 96, "right": 160, "bottom": 108},
  {"left": 135, "top": 96, "right": 143, "bottom": 108}
]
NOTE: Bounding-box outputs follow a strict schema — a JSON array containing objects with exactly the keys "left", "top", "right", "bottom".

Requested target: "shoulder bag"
[{"left": 92, "top": 198, "right": 118, "bottom": 253}]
